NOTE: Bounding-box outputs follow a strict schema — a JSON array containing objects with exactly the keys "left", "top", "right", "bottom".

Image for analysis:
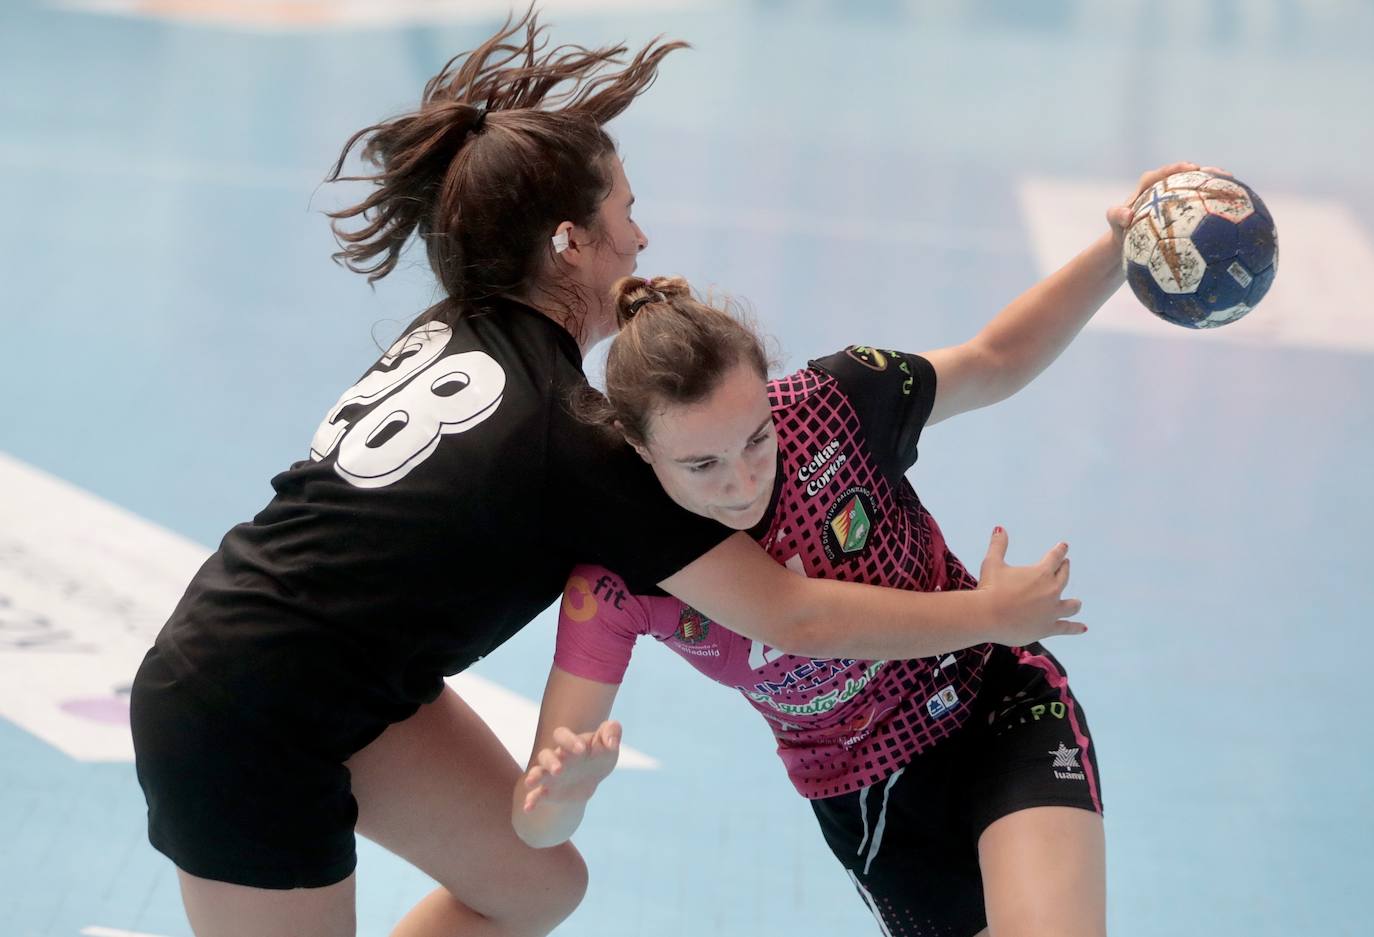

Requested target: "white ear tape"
[{"left": 552, "top": 230, "right": 570, "bottom": 254}]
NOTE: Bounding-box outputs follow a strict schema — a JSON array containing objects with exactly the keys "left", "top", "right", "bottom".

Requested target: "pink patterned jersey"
[{"left": 555, "top": 347, "right": 993, "bottom": 799}]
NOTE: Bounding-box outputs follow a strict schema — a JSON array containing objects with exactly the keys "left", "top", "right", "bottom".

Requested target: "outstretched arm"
[
  {"left": 662, "top": 526, "right": 1079, "bottom": 660},
  {"left": 922, "top": 161, "right": 1221, "bottom": 426},
  {"left": 512, "top": 665, "right": 623, "bottom": 849}
]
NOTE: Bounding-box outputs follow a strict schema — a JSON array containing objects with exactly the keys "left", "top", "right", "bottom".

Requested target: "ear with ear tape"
[{"left": 552, "top": 229, "right": 570, "bottom": 254}]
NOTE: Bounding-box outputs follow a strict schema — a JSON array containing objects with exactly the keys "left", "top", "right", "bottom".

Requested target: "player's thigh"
[
  {"left": 346, "top": 686, "right": 587, "bottom": 924},
  {"left": 978, "top": 805, "right": 1106, "bottom": 937},
  {"left": 177, "top": 869, "right": 356, "bottom": 937}
]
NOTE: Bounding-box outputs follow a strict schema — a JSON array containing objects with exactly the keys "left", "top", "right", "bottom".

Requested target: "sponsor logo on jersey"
[
  {"left": 674, "top": 607, "right": 711, "bottom": 644},
  {"left": 591, "top": 574, "right": 628, "bottom": 610},
  {"left": 751, "top": 657, "right": 856, "bottom": 696},
  {"left": 563, "top": 573, "right": 632, "bottom": 622},
  {"left": 845, "top": 346, "right": 890, "bottom": 371},
  {"left": 925, "top": 685, "right": 961, "bottom": 719},
  {"left": 745, "top": 660, "right": 884, "bottom": 717},
  {"left": 844, "top": 345, "right": 916, "bottom": 396},
  {"left": 838, "top": 705, "right": 880, "bottom": 749},
  {"left": 823, "top": 487, "right": 875, "bottom": 560},
  {"left": 561, "top": 575, "right": 599, "bottom": 623},
  {"left": 1049, "top": 742, "right": 1086, "bottom": 781},
  {"left": 798, "top": 438, "right": 848, "bottom": 498}
]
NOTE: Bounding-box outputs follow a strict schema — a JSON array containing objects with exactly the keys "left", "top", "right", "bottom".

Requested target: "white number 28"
[{"left": 309, "top": 323, "right": 506, "bottom": 489}]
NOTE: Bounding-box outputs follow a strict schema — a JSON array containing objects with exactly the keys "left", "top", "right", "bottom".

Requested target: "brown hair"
[
  {"left": 325, "top": 6, "right": 684, "bottom": 333},
  {"left": 577, "top": 275, "right": 771, "bottom": 446}
]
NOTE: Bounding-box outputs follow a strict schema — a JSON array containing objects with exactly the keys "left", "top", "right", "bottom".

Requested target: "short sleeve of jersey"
[
  {"left": 547, "top": 398, "right": 732, "bottom": 592},
  {"left": 554, "top": 566, "right": 650, "bottom": 684},
  {"left": 808, "top": 346, "right": 938, "bottom": 479}
]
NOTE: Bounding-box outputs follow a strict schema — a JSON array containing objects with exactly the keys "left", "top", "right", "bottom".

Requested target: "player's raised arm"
[{"left": 920, "top": 161, "right": 1208, "bottom": 427}]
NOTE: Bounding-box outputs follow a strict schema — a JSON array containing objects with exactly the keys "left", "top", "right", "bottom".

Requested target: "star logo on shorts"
[{"left": 1049, "top": 742, "right": 1080, "bottom": 770}]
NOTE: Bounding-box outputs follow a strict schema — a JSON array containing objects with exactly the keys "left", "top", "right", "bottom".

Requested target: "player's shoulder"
[
  {"left": 768, "top": 346, "right": 916, "bottom": 415},
  {"left": 561, "top": 563, "right": 643, "bottom": 620},
  {"left": 561, "top": 564, "right": 685, "bottom": 639},
  {"left": 810, "top": 345, "right": 918, "bottom": 378},
  {"left": 809, "top": 345, "right": 933, "bottom": 401},
  {"left": 566, "top": 564, "right": 628, "bottom": 591}
]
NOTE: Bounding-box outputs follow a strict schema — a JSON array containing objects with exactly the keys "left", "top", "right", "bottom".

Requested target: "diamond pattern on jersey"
[{"left": 741, "top": 368, "right": 989, "bottom": 799}]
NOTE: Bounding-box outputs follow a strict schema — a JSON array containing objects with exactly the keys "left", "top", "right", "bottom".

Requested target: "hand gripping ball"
[{"left": 1122, "top": 170, "right": 1278, "bottom": 328}]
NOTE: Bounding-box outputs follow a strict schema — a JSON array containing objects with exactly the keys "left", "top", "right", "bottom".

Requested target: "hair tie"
[
  {"left": 469, "top": 106, "right": 488, "bottom": 134},
  {"left": 627, "top": 290, "right": 666, "bottom": 317}
]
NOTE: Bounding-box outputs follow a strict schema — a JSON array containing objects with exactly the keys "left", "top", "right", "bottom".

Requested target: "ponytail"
[{"left": 325, "top": 7, "right": 687, "bottom": 325}]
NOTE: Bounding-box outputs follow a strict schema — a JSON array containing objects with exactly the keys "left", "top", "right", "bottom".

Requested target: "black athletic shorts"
[
  {"left": 129, "top": 647, "right": 386, "bottom": 889},
  {"left": 809, "top": 644, "right": 1103, "bottom": 936}
]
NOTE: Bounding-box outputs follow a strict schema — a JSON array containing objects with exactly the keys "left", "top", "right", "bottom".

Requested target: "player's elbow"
[
  {"left": 777, "top": 618, "right": 833, "bottom": 658},
  {"left": 977, "top": 336, "right": 1049, "bottom": 403}
]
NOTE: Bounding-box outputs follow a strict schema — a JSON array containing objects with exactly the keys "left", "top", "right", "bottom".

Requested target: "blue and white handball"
[{"left": 1122, "top": 170, "right": 1278, "bottom": 329}]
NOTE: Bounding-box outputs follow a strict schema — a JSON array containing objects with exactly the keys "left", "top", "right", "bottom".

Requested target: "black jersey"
[{"left": 155, "top": 298, "right": 731, "bottom": 756}]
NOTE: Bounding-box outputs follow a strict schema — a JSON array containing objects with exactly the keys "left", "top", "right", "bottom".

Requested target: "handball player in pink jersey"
[{"left": 514, "top": 163, "right": 1211, "bottom": 936}]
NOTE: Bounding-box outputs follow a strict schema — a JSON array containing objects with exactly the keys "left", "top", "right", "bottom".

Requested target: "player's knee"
[
  {"left": 500, "top": 842, "right": 587, "bottom": 934},
  {"left": 544, "top": 843, "right": 589, "bottom": 918}
]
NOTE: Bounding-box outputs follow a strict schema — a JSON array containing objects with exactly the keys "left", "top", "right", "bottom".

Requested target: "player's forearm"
[
  {"left": 975, "top": 230, "right": 1123, "bottom": 397},
  {"left": 511, "top": 785, "right": 590, "bottom": 849},
  {"left": 777, "top": 580, "right": 999, "bottom": 660},
  {"left": 666, "top": 536, "right": 1011, "bottom": 661}
]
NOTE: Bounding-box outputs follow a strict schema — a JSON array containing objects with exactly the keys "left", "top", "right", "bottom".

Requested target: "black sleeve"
[
  {"left": 808, "top": 346, "right": 938, "bottom": 481},
  {"left": 547, "top": 403, "right": 733, "bottom": 593}
]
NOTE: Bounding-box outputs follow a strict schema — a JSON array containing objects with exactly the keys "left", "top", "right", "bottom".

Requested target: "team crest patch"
[
  {"left": 823, "top": 487, "right": 875, "bottom": 560},
  {"left": 845, "top": 346, "right": 893, "bottom": 371},
  {"left": 675, "top": 607, "right": 712, "bottom": 644}
]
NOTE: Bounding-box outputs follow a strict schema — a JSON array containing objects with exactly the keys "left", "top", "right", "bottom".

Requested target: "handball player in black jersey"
[{"left": 129, "top": 10, "right": 1087, "bottom": 937}]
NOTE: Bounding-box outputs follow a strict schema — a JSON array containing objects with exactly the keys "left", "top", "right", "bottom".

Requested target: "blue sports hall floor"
[{"left": 1, "top": 1, "right": 1371, "bottom": 934}]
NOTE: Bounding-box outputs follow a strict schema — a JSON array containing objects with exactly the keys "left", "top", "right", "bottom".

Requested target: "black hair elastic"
[
  {"left": 470, "top": 106, "right": 488, "bottom": 133},
  {"left": 627, "top": 291, "right": 666, "bottom": 317}
]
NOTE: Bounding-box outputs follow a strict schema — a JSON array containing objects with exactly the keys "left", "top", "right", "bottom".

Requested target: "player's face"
[
  {"left": 635, "top": 361, "right": 778, "bottom": 530},
  {"left": 579, "top": 156, "right": 648, "bottom": 344}
]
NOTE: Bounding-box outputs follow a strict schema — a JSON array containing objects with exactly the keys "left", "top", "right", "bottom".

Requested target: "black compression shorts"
[
  {"left": 808, "top": 644, "right": 1103, "bottom": 936},
  {"left": 129, "top": 647, "right": 380, "bottom": 889}
]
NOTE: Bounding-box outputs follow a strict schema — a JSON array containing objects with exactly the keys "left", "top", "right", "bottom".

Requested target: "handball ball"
[{"left": 1122, "top": 170, "right": 1278, "bottom": 329}]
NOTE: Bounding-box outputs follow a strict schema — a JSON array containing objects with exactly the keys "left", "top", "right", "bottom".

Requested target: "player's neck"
[{"left": 501, "top": 286, "right": 608, "bottom": 358}]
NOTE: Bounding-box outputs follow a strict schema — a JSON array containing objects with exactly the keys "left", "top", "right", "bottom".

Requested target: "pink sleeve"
[{"left": 554, "top": 565, "right": 651, "bottom": 684}]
